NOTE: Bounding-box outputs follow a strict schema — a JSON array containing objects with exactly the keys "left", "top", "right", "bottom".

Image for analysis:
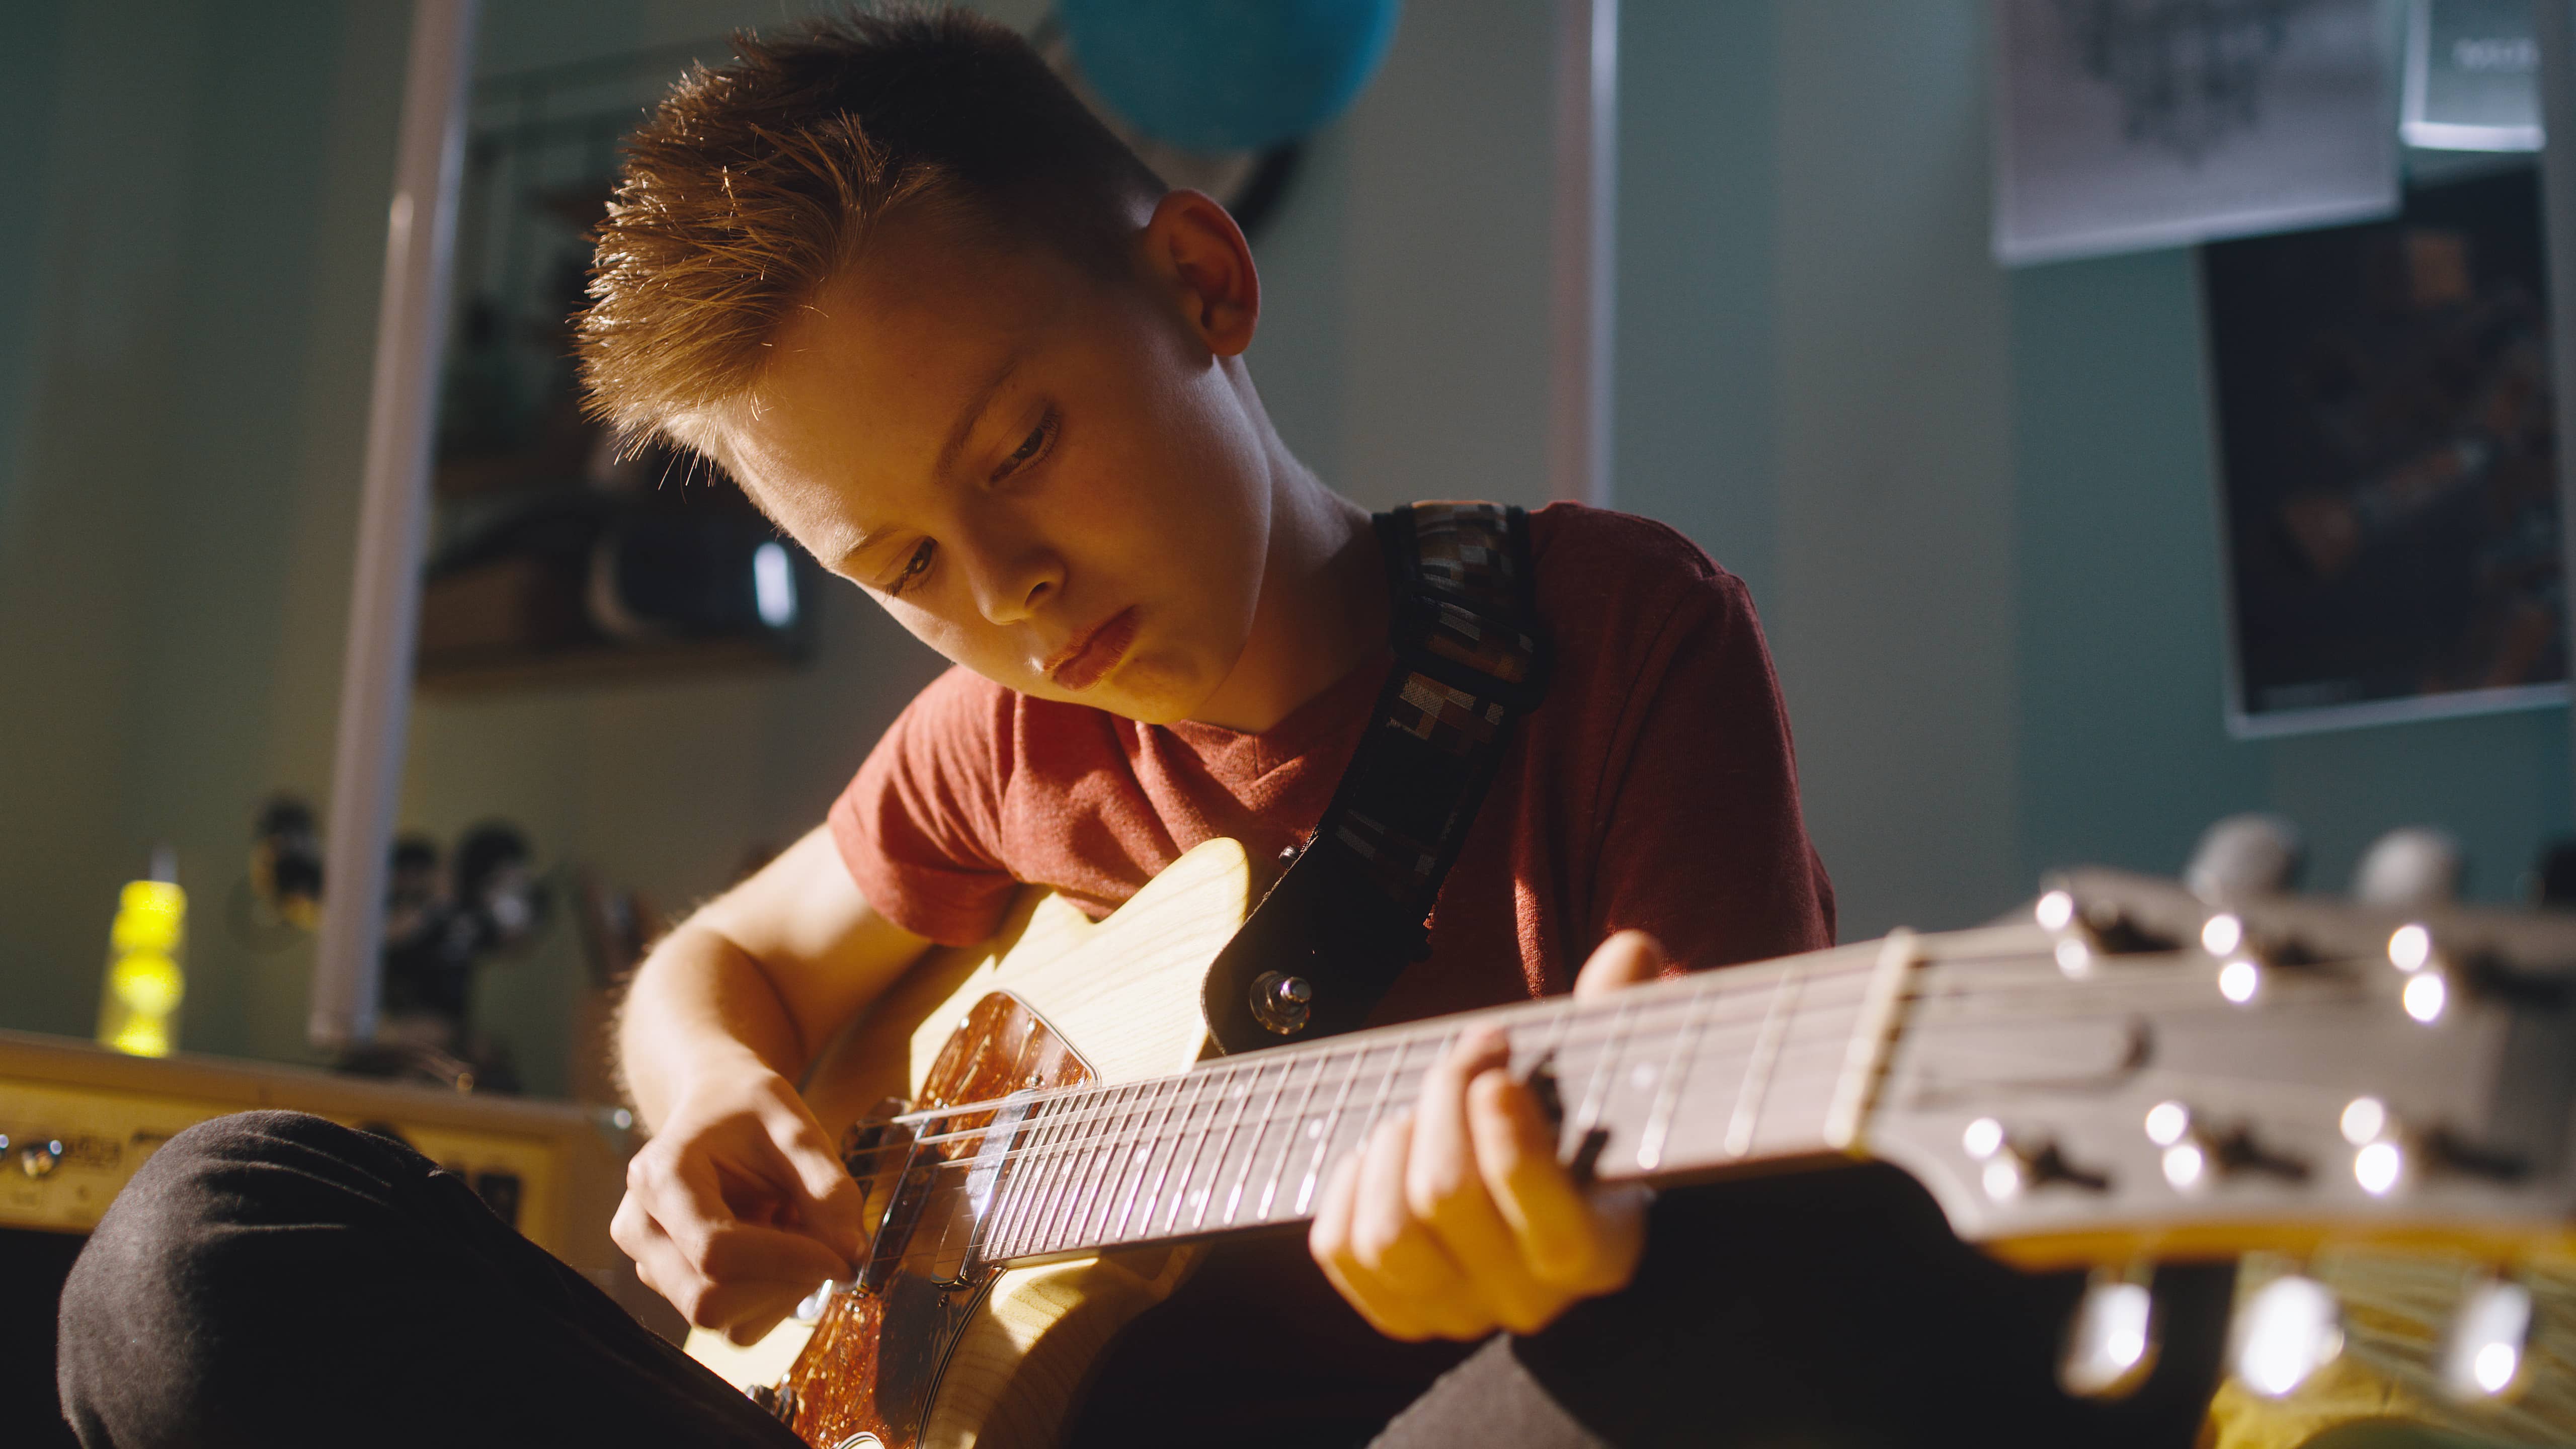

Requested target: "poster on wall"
[
  {"left": 1992, "top": 0, "right": 2398, "bottom": 265},
  {"left": 2201, "top": 165, "right": 2567, "bottom": 736}
]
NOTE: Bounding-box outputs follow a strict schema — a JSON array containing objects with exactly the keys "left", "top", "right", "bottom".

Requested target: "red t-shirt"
[
  {"left": 831, "top": 503, "right": 1835, "bottom": 1015},
  {"left": 828, "top": 502, "right": 1835, "bottom": 1440}
]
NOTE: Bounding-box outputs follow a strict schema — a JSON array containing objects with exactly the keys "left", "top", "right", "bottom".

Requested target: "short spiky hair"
[{"left": 578, "top": 7, "right": 1166, "bottom": 454}]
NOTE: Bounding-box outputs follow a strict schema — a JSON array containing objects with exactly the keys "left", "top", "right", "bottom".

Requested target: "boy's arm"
[{"left": 612, "top": 824, "right": 931, "bottom": 1343}]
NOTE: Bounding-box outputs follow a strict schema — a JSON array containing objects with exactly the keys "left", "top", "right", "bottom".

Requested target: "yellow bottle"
[{"left": 99, "top": 858, "right": 186, "bottom": 1058}]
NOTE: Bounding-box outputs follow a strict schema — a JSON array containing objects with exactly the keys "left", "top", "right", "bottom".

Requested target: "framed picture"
[
  {"left": 2201, "top": 163, "right": 2567, "bottom": 735},
  {"left": 1993, "top": 0, "right": 2397, "bottom": 266}
]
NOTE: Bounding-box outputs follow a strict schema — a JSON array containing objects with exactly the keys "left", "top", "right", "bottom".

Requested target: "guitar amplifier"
[{"left": 0, "top": 1028, "right": 656, "bottom": 1446}]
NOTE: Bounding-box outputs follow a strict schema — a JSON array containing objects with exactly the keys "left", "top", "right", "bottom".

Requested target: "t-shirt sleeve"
[
  {"left": 1588, "top": 571, "right": 1836, "bottom": 972},
  {"left": 828, "top": 666, "right": 1023, "bottom": 946}
]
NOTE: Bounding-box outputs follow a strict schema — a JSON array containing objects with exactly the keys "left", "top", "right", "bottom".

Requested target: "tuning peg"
[
  {"left": 2440, "top": 1277, "right": 2533, "bottom": 1400},
  {"left": 2059, "top": 1267, "right": 2158, "bottom": 1398},
  {"left": 2186, "top": 814, "right": 2304, "bottom": 902},
  {"left": 2231, "top": 1274, "right": 2343, "bottom": 1398}
]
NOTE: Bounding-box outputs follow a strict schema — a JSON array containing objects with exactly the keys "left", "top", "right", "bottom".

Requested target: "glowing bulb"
[
  {"left": 2354, "top": 1141, "right": 2403, "bottom": 1196},
  {"left": 752, "top": 541, "right": 797, "bottom": 628},
  {"left": 2036, "top": 889, "right": 2075, "bottom": 931},
  {"left": 2055, "top": 937, "right": 2094, "bottom": 977},
  {"left": 2475, "top": 1342, "right": 2518, "bottom": 1395},
  {"left": 110, "top": 952, "right": 183, "bottom": 1017},
  {"left": 1962, "top": 1117, "right": 2005, "bottom": 1160},
  {"left": 2389, "top": 923, "right": 2432, "bottom": 972},
  {"left": 2442, "top": 1280, "right": 2533, "bottom": 1400},
  {"left": 2233, "top": 1276, "right": 2343, "bottom": 1398},
  {"left": 2059, "top": 1277, "right": 2157, "bottom": 1398},
  {"left": 2201, "top": 914, "right": 2244, "bottom": 956},
  {"left": 2161, "top": 1143, "right": 2207, "bottom": 1191},
  {"left": 1982, "top": 1157, "right": 2025, "bottom": 1201},
  {"left": 2144, "top": 1101, "right": 2191, "bottom": 1147},
  {"left": 2339, "top": 1097, "right": 2387, "bottom": 1146},
  {"left": 2219, "top": 958, "right": 2260, "bottom": 1004},
  {"left": 2404, "top": 972, "right": 2447, "bottom": 1024}
]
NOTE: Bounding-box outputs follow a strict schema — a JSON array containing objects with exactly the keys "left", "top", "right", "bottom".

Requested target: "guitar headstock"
[
  {"left": 1859, "top": 868, "right": 2576, "bottom": 1405},
  {"left": 1866, "top": 867, "right": 2576, "bottom": 1271}
]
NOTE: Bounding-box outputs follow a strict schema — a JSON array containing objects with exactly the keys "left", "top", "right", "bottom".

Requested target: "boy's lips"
[{"left": 1047, "top": 607, "right": 1140, "bottom": 692}]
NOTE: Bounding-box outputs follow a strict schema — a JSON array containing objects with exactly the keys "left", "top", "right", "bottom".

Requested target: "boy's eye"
[
  {"left": 886, "top": 539, "right": 935, "bottom": 598},
  {"left": 992, "top": 409, "right": 1059, "bottom": 482}
]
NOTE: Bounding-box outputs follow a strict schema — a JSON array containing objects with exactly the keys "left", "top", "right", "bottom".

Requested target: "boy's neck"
[{"left": 1182, "top": 444, "right": 1385, "bottom": 735}]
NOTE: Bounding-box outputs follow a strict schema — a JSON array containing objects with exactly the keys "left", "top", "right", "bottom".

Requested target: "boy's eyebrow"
[{"left": 933, "top": 343, "right": 1030, "bottom": 485}]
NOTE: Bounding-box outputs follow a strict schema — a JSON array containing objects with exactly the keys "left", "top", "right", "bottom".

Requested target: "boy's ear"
[{"left": 1140, "top": 189, "right": 1259, "bottom": 358}]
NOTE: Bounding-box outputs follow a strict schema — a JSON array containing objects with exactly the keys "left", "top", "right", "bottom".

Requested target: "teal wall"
[
  {"left": 5, "top": 0, "right": 2567, "bottom": 1092},
  {"left": 1614, "top": 0, "right": 2574, "bottom": 938},
  {"left": 0, "top": 0, "right": 408, "bottom": 1059}
]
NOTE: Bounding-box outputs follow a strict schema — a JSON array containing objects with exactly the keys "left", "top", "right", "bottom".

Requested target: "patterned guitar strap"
[{"left": 1201, "top": 501, "right": 1551, "bottom": 1055}]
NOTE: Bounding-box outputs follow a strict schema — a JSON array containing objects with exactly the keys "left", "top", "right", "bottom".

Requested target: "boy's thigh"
[
  {"left": 1383, "top": 1166, "right": 2226, "bottom": 1449},
  {"left": 56, "top": 1110, "right": 798, "bottom": 1449}
]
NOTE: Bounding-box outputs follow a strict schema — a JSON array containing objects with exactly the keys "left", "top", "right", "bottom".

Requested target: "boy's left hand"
[{"left": 1308, "top": 931, "right": 1662, "bottom": 1341}]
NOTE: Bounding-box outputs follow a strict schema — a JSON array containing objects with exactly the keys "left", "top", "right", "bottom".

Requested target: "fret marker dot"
[
  {"left": 1630, "top": 1063, "right": 1658, "bottom": 1091},
  {"left": 1306, "top": 1121, "right": 1323, "bottom": 1139}
]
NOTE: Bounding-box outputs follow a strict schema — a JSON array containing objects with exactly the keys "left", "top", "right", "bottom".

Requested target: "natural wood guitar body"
[{"left": 687, "top": 838, "right": 1260, "bottom": 1449}]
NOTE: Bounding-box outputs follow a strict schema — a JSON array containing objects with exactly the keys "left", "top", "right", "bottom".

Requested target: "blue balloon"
[{"left": 1059, "top": 0, "right": 1402, "bottom": 153}]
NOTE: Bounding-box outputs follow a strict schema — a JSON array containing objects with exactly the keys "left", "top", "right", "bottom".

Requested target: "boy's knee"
[{"left": 56, "top": 1111, "right": 415, "bottom": 1443}]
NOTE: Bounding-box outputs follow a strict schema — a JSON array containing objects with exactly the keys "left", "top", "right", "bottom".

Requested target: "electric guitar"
[{"left": 683, "top": 838, "right": 2576, "bottom": 1448}]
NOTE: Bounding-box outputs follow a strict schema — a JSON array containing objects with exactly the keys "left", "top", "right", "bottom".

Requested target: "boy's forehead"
[{"left": 726, "top": 219, "right": 1081, "bottom": 517}]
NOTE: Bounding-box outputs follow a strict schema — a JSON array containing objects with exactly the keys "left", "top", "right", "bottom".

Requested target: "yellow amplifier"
[{"left": 0, "top": 1027, "right": 643, "bottom": 1304}]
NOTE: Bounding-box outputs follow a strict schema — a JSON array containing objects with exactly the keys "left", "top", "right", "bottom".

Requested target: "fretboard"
[{"left": 890, "top": 936, "right": 1901, "bottom": 1269}]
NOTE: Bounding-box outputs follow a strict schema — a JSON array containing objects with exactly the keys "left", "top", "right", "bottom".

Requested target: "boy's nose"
[{"left": 963, "top": 541, "right": 1061, "bottom": 626}]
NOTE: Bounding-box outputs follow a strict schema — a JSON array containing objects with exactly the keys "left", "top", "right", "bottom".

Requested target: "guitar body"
[{"left": 687, "top": 838, "right": 1261, "bottom": 1448}]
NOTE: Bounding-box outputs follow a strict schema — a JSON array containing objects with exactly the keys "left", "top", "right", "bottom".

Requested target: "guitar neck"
[{"left": 929, "top": 935, "right": 1909, "bottom": 1266}]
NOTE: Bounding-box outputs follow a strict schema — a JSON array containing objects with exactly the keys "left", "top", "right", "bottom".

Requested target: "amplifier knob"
[{"left": 19, "top": 1138, "right": 63, "bottom": 1179}]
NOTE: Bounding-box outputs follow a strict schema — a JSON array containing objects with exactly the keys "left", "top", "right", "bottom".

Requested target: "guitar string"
[
  {"left": 910, "top": 978, "right": 1864, "bottom": 1169},
  {"left": 876, "top": 1059, "right": 1868, "bottom": 1277},
  {"left": 882, "top": 952, "right": 1883, "bottom": 1133},
  {"left": 867, "top": 955, "right": 2409, "bottom": 1266},
  {"left": 973, "top": 1020, "right": 1858, "bottom": 1262},
  {"left": 877, "top": 937, "right": 2389, "bottom": 1145},
  {"left": 855, "top": 954, "right": 2294, "bottom": 1193},
  {"left": 870, "top": 928, "right": 2370, "bottom": 1145},
  {"left": 937, "top": 980, "right": 1865, "bottom": 1196},
  {"left": 895, "top": 959, "right": 1876, "bottom": 1150},
  {"left": 902, "top": 963, "right": 2365, "bottom": 1270}
]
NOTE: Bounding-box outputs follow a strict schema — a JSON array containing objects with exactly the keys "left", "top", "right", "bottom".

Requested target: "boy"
[{"left": 58, "top": 11, "right": 2198, "bottom": 1448}]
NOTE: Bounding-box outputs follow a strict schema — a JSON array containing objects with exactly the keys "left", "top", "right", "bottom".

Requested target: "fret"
[
  {"left": 1024, "top": 1082, "right": 1110, "bottom": 1256},
  {"left": 1122, "top": 1067, "right": 1216, "bottom": 1244},
  {"left": 1725, "top": 963, "right": 1805, "bottom": 1159},
  {"left": 1050, "top": 1080, "right": 1148, "bottom": 1254},
  {"left": 989, "top": 1087, "right": 1073, "bottom": 1258},
  {"left": 1294, "top": 1041, "right": 1392, "bottom": 1216},
  {"left": 1248, "top": 1053, "right": 1331, "bottom": 1223},
  {"left": 1094, "top": 1076, "right": 1182, "bottom": 1248},
  {"left": 1633, "top": 980, "right": 1715, "bottom": 1172},
  {"left": 1570, "top": 1000, "right": 1635, "bottom": 1149},
  {"left": 1110, "top": 1077, "right": 1194, "bottom": 1244},
  {"left": 1167, "top": 1063, "right": 1255, "bottom": 1236},
  {"left": 1215, "top": 1059, "right": 1291, "bottom": 1228}
]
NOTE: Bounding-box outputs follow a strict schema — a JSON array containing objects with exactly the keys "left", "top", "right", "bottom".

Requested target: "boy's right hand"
[{"left": 609, "top": 1055, "right": 869, "bottom": 1345}]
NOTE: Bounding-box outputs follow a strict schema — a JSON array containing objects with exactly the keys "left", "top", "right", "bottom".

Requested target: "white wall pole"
[
  {"left": 311, "top": 0, "right": 479, "bottom": 1050},
  {"left": 1550, "top": 0, "right": 1618, "bottom": 508},
  {"left": 2538, "top": 2, "right": 2576, "bottom": 829}
]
